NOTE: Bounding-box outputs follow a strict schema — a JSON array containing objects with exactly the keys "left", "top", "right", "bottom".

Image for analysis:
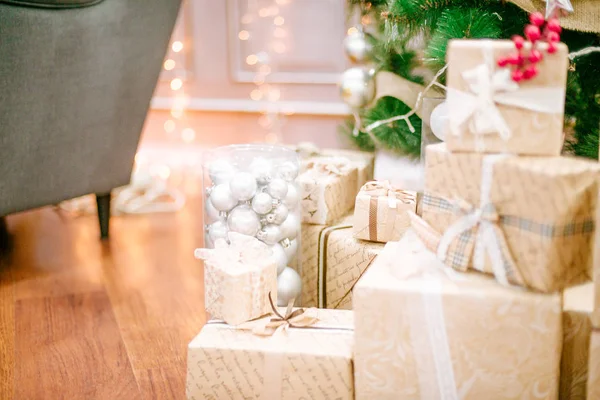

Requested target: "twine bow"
[{"left": 361, "top": 180, "right": 416, "bottom": 209}]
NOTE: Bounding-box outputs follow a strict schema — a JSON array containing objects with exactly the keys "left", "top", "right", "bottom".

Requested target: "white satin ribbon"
[{"left": 448, "top": 40, "right": 565, "bottom": 145}]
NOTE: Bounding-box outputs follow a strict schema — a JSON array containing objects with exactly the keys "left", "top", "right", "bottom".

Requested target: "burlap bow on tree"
[{"left": 509, "top": 0, "right": 600, "bottom": 33}]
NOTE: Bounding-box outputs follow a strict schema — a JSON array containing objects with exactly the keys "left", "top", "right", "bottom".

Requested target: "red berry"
[
  {"left": 547, "top": 31, "right": 560, "bottom": 42},
  {"left": 547, "top": 18, "right": 562, "bottom": 33},
  {"left": 507, "top": 53, "right": 522, "bottom": 65},
  {"left": 528, "top": 49, "right": 543, "bottom": 63},
  {"left": 548, "top": 43, "right": 557, "bottom": 53},
  {"left": 525, "top": 25, "right": 541, "bottom": 42},
  {"left": 512, "top": 35, "right": 525, "bottom": 50},
  {"left": 512, "top": 69, "right": 524, "bottom": 82},
  {"left": 523, "top": 65, "right": 538, "bottom": 79},
  {"left": 529, "top": 12, "right": 545, "bottom": 26},
  {"left": 497, "top": 57, "right": 509, "bottom": 67}
]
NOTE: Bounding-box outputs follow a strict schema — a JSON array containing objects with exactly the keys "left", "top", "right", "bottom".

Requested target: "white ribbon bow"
[
  {"left": 306, "top": 156, "right": 352, "bottom": 176},
  {"left": 194, "top": 232, "right": 273, "bottom": 272},
  {"left": 448, "top": 40, "right": 565, "bottom": 143}
]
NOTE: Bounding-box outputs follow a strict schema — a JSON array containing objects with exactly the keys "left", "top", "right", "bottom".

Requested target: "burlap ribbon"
[
  {"left": 360, "top": 180, "right": 417, "bottom": 241},
  {"left": 509, "top": 0, "right": 600, "bottom": 34}
]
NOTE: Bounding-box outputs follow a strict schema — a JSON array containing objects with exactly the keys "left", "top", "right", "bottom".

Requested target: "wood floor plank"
[
  {"left": 14, "top": 292, "right": 141, "bottom": 399},
  {"left": 0, "top": 272, "right": 15, "bottom": 399},
  {"left": 136, "top": 364, "right": 187, "bottom": 400}
]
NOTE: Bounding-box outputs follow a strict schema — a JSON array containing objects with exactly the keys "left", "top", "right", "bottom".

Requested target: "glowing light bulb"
[
  {"left": 250, "top": 89, "right": 263, "bottom": 101},
  {"left": 274, "top": 16, "right": 285, "bottom": 26},
  {"left": 275, "top": 0, "right": 289, "bottom": 4},
  {"left": 238, "top": 30, "right": 250, "bottom": 40},
  {"left": 172, "top": 41, "right": 183, "bottom": 53},
  {"left": 246, "top": 54, "right": 258, "bottom": 65},
  {"left": 171, "top": 108, "right": 184, "bottom": 119},
  {"left": 273, "top": 42, "right": 286, "bottom": 54},
  {"left": 164, "top": 120, "right": 176, "bottom": 133},
  {"left": 170, "top": 78, "right": 183, "bottom": 90},
  {"left": 267, "top": 88, "right": 281, "bottom": 102},
  {"left": 181, "top": 128, "right": 196, "bottom": 143},
  {"left": 163, "top": 59, "right": 176, "bottom": 70},
  {"left": 254, "top": 75, "right": 266, "bottom": 85},
  {"left": 361, "top": 15, "right": 371, "bottom": 25},
  {"left": 347, "top": 27, "right": 358, "bottom": 35}
]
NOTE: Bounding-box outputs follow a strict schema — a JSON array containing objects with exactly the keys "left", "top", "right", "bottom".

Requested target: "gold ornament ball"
[{"left": 340, "top": 67, "right": 376, "bottom": 109}]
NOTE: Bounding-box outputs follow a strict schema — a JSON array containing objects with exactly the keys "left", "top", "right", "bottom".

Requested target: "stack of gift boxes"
[{"left": 186, "top": 35, "right": 600, "bottom": 400}]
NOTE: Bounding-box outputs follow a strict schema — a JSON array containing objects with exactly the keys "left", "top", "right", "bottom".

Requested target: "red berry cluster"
[{"left": 497, "top": 12, "right": 562, "bottom": 82}]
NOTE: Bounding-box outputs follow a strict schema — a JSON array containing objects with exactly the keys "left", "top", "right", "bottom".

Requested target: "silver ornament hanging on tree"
[
  {"left": 340, "top": 67, "right": 376, "bottom": 109},
  {"left": 344, "top": 28, "right": 373, "bottom": 64}
]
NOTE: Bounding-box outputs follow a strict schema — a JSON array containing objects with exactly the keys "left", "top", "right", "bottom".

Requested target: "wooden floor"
[{"left": 0, "top": 188, "right": 206, "bottom": 399}]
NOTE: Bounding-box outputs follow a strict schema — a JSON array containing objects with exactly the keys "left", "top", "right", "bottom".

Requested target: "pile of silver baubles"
[{"left": 205, "top": 156, "right": 302, "bottom": 306}]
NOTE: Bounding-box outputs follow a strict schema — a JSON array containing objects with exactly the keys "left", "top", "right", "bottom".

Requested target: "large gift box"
[
  {"left": 297, "top": 157, "right": 359, "bottom": 225},
  {"left": 561, "top": 283, "right": 594, "bottom": 400},
  {"left": 299, "top": 215, "right": 383, "bottom": 309},
  {"left": 194, "top": 233, "right": 277, "bottom": 326},
  {"left": 186, "top": 306, "right": 354, "bottom": 400},
  {"left": 353, "top": 181, "right": 417, "bottom": 243},
  {"left": 588, "top": 329, "right": 600, "bottom": 399},
  {"left": 422, "top": 143, "right": 600, "bottom": 293},
  {"left": 353, "top": 231, "right": 562, "bottom": 400},
  {"left": 446, "top": 39, "right": 568, "bottom": 156}
]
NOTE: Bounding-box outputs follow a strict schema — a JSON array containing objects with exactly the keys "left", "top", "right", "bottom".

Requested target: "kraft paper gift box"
[
  {"left": 561, "top": 283, "right": 594, "bottom": 400},
  {"left": 298, "top": 157, "right": 359, "bottom": 225},
  {"left": 446, "top": 39, "right": 568, "bottom": 156},
  {"left": 353, "top": 181, "right": 417, "bottom": 243},
  {"left": 194, "top": 232, "right": 277, "bottom": 326},
  {"left": 421, "top": 143, "right": 600, "bottom": 293},
  {"left": 588, "top": 329, "right": 600, "bottom": 399},
  {"left": 299, "top": 214, "right": 383, "bottom": 309},
  {"left": 353, "top": 231, "right": 563, "bottom": 400},
  {"left": 186, "top": 307, "right": 354, "bottom": 400}
]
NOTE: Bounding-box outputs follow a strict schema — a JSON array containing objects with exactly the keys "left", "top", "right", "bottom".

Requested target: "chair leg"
[
  {"left": 0, "top": 216, "right": 9, "bottom": 251},
  {"left": 96, "top": 192, "right": 111, "bottom": 240}
]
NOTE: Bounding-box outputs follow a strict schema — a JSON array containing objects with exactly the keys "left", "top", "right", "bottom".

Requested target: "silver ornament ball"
[
  {"left": 256, "top": 224, "right": 282, "bottom": 245},
  {"left": 279, "top": 213, "right": 299, "bottom": 240},
  {"left": 340, "top": 67, "right": 376, "bottom": 109},
  {"left": 249, "top": 157, "right": 273, "bottom": 186},
  {"left": 282, "top": 238, "right": 298, "bottom": 264},
  {"left": 344, "top": 28, "right": 373, "bottom": 64},
  {"left": 210, "top": 183, "right": 237, "bottom": 212},
  {"left": 266, "top": 203, "right": 289, "bottom": 225},
  {"left": 430, "top": 101, "right": 448, "bottom": 141},
  {"left": 205, "top": 198, "right": 222, "bottom": 222},
  {"left": 277, "top": 267, "right": 302, "bottom": 307},
  {"left": 277, "top": 161, "right": 299, "bottom": 182},
  {"left": 251, "top": 192, "right": 274, "bottom": 215},
  {"left": 208, "top": 159, "right": 236, "bottom": 184},
  {"left": 207, "top": 220, "right": 229, "bottom": 243},
  {"left": 227, "top": 205, "right": 261, "bottom": 236},
  {"left": 267, "top": 178, "right": 289, "bottom": 200},
  {"left": 229, "top": 172, "right": 258, "bottom": 201},
  {"left": 270, "top": 243, "right": 288, "bottom": 275},
  {"left": 283, "top": 183, "right": 299, "bottom": 210}
]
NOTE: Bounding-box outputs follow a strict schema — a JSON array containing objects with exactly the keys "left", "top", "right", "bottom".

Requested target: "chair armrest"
[{"left": 0, "top": 0, "right": 103, "bottom": 8}]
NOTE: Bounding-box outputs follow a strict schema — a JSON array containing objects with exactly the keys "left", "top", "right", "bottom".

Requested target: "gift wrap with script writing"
[
  {"left": 299, "top": 214, "right": 383, "bottom": 309},
  {"left": 446, "top": 39, "right": 568, "bottom": 156},
  {"left": 186, "top": 308, "right": 354, "bottom": 400},
  {"left": 588, "top": 329, "right": 600, "bottom": 399},
  {"left": 422, "top": 143, "right": 600, "bottom": 293},
  {"left": 353, "top": 232, "right": 562, "bottom": 400}
]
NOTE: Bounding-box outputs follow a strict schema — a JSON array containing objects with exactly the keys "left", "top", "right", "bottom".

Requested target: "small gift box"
[
  {"left": 353, "top": 231, "right": 562, "bottom": 400},
  {"left": 588, "top": 329, "right": 600, "bottom": 399},
  {"left": 186, "top": 298, "right": 354, "bottom": 400},
  {"left": 353, "top": 181, "right": 417, "bottom": 243},
  {"left": 421, "top": 143, "right": 600, "bottom": 293},
  {"left": 194, "top": 232, "right": 277, "bottom": 326},
  {"left": 297, "top": 157, "right": 359, "bottom": 225},
  {"left": 299, "top": 214, "right": 383, "bottom": 309},
  {"left": 446, "top": 39, "right": 568, "bottom": 155},
  {"left": 561, "top": 283, "right": 594, "bottom": 400}
]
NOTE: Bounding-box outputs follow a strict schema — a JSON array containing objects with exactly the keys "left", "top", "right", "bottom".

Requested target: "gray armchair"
[{"left": 0, "top": 0, "right": 181, "bottom": 239}]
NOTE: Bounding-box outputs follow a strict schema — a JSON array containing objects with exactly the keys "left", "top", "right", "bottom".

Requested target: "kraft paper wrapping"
[
  {"left": 299, "top": 215, "right": 383, "bottom": 309},
  {"left": 561, "top": 283, "right": 594, "bottom": 400},
  {"left": 298, "top": 159, "right": 359, "bottom": 225},
  {"left": 446, "top": 40, "right": 568, "bottom": 156},
  {"left": 588, "top": 329, "right": 600, "bottom": 399},
  {"left": 186, "top": 308, "right": 354, "bottom": 400},
  {"left": 422, "top": 143, "right": 600, "bottom": 293},
  {"left": 353, "top": 231, "right": 562, "bottom": 400},
  {"left": 353, "top": 181, "right": 417, "bottom": 243}
]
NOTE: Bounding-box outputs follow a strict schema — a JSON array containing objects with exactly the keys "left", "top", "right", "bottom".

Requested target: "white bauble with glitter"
[
  {"left": 270, "top": 243, "right": 288, "bottom": 275},
  {"left": 266, "top": 204, "right": 289, "bottom": 225},
  {"left": 210, "top": 183, "right": 237, "bottom": 211},
  {"left": 267, "top": 178, "right": 288, "bottom": 200},
  {"left": 283, "top": 184, "right": 299, "bottom": 210},
  {"left": 430, "top": 101, "right": 448, "bottom": 141},
  {"left": 279, "top": 213, "right": 299, "bottom": 240},
  {"left": 205, "top": 199, "right": 222, "bottom": 221},
  {"left": 227, "top": 205, "right": 261, "bottom": 236},
  {"left": 249, "top": 157, "right": 273, "bottom": 186},
  {"left": 251, "top": 192, "right": 274, "bottom": 215},
  {"left": 208, "top": 159, "right": 236, "bottom": 184},
  {"left": 282, "top": 239, "right": 298, "bottom": 264},
  {"left": 277, "top": 267, "right": 302, "bottom": 306},
  {"left": 277, "top": 161, "right": 299, "bottom": 182},
  {"left": 229, "top": 172, "right": 258, "bottom": 202},
  {"left": 256, "top": 224, "right": 282, "bottom": 245},
  {"left": 207, "top": 220, "right": 229, "bottom": 243}
]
